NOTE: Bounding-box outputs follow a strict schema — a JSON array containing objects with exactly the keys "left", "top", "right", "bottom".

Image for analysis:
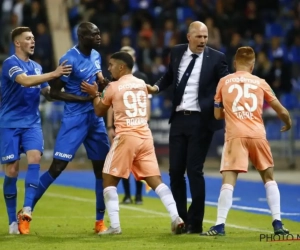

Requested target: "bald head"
[
  {"left": 77, "top": 22, "right": 101, "bottom": 51},
  {"left": 77, "top": 22, "right": 97, "bottom": 36},
  {"left": 188, "top": 21, "right": 207, "bottom": 33},
  {"left": 187, "top": 21, "right": 208, "bottom": 54}
]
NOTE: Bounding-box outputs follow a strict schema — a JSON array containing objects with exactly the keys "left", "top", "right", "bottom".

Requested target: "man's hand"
[
  {"left": 107, "top": 127, "right": 115, "bottom": 144},
  {"left": 81, "top": 81, "right": 99, "bottom": 98},
  {"left": 146, "top": 84, "right": 159, "bottom": 94},
  {"left": 53, "top": 60, "right": 72, "bottom": 78},
  {"left": 280, "top": 119, "right": 292, "bottom": 132},
  {"left": 98, "top": 77, "right": 110, "bottom": 92}
]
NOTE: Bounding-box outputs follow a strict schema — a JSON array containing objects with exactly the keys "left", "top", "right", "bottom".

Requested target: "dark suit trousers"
[{"left": 169, "top": 112, "right": 214, "bottom": 230}]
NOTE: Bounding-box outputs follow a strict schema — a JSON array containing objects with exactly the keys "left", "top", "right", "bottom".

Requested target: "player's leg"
[
  {"left": 16, "top": 127, "right": 44, "bottom": 234},
  {"left": 99, "top": 135, "right": 134, "bottom": 235},
  {"left": 100, "top": 173, "right": 122, "bottom": 235},
  {"left": 91, "top": 159, "right": 107, "bottom": 233},
  {"left": 3, "top": 161, "right": 20, "bottom": 234},
  {"left": 144, "top": 175, "right": 185, "bottom": 234},
  {"left": 201, "top": 138, "right": 247, "bottom": 236},
  {"left": 132, "top": 137, "right": 184, "bottom": 234},
  {"left": 84, "top": 113, "right": 110, "bottom": 233},
  {"left": 0, "top": 128, "right": 21, "bottom": 234},
  {"left": 33, "top": 159, "right": 69, "bottom": 209},
  {"left": 252, "top": 139, "right": 289, "bottom": 235},
  {"left": 121, "top": 177, "right": 133, "bottom": 204},
  {"left": 33, "top": 115, "right": 88, "bottom": 210},
  {"left": 135, "top": 179, "right": 143, "bottom": 205}
]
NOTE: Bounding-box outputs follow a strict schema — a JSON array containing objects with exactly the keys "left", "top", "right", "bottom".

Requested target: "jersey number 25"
[{"left": 228, "top": 83, "right": 258, "bottom": 112}]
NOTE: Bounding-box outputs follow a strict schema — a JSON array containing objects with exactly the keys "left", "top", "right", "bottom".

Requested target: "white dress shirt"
[{"left": 176, "top": 47, "right": 203, "bottom": 112}]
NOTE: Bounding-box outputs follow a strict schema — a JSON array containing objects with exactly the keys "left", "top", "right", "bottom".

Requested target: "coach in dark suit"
[{"left": 147, "top": 21, "right": 229, "bottom": 234}]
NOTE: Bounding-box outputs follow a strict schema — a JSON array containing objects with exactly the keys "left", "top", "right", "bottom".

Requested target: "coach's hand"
[
  {"left": 54, "top": 60, "right": 72, "bottom": 77},
  {"left": 81, "top": 81, "right": 99, "bottom": 98},
  {"left": 146, "top": 84, "right": 159, "bottom": 94}
]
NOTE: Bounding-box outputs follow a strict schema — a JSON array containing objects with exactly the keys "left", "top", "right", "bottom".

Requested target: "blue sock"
[
  {"left": 24, "top": 164, "right": 40, "bottom": 208},
  {"left": 3, "top": 176, "right": 18, "bottom": 225},
  {"left": 95, "top": 178, "right": 105, "bottom": 221},
  {"left": 32, "top": 171, "right": 55, "bottom": 210}
]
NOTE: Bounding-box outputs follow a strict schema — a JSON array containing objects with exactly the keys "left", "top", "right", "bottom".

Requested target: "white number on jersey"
[
  {"left": 123, "top": 90, "right": 147, "bottom": 118},
  {"left": 228, "top": 83, "right": 258, "bottom": 112}
]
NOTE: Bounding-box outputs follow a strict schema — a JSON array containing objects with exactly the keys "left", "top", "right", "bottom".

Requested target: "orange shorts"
[
  {"left": 220, "top": 138, "right": 274, "bottom": 173},
  {"left": 103, "top": 135, "right": 161, "bottom": 180}
]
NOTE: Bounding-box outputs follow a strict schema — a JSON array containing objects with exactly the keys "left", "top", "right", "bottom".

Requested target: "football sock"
[
  {"left": 135, "top": 180, "right": 142, "bottom": 197},
  {"left": 155, "top": 183, "right": 179, "bottom": 222},
  {"left": 3, "top": 176, "right": 18, "bottom": 224},
  {"left": 32, "top": 171, "right": 55, "bottom": 210},
  {"left": 95, "top": 178, "right": 105, "bottom": 221},
  {"left": 24, "top": 164, "right": 40, "bottom": 208},
  {"left": 122, "top": 178, "right": 131, "bottom": 197},
  {"left": 103, "top": 186, "right": 120, "bottom": 228},
  {"left": 265, "top": 181, "right": 281, "bottom": 221},
  {"left": 216, "top": 184, "right": 234, "bottom": 225}
]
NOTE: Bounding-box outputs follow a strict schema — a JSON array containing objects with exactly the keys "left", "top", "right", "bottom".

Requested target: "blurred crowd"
[
  {"left": 0, "top": 0, "right": 52, "bottom": 72},
  {"left": 1, "top": 0, "right": 300, "bottom": 121}
]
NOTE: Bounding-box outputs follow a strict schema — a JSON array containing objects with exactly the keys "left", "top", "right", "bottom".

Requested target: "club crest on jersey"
[
  {"left": 35, "top": 68, "right": 41, "bottom": 75},
  {"left": 95, "top": 60, "right": 100, "bottom": 69}
]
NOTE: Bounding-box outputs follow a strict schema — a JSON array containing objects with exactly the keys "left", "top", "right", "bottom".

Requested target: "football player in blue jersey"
[
  {"left": 31, "top": 22, "right": 110, "bottom": 234},
  {"left": 0, "top": 26, "right": 72, "bottom": 234}
]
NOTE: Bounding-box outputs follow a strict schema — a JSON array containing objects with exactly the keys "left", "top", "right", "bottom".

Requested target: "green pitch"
[{"left": 0, "top": 179, "right": 299, "bottom": 250}]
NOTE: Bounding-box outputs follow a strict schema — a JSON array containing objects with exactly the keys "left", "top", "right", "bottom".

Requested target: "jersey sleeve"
[
  {"left": 96, "top": 53, "right": 102, "bottom": 72},
  {"left": 4, "top": 58, "right": 25, "bottom": 82},
  {"left": 262, "top": 80, "right": 277, "bottom": 103},
  {"left": 214, "top": 79, "right": 224, "bottom": 108},
  {"left": 101, "top": 83, "right": 113, "bottom": 106},
  {"left": 59, "top": 53, "right": 74, "bottom": 83}
]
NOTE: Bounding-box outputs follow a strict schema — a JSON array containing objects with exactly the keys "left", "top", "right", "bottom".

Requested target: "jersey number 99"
[{"left": 123, "top": 90, "right": 147, "bottom": 118}]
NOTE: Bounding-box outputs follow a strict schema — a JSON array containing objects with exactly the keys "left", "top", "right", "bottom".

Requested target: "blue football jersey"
[
  {"left": 0, "top": 55, "right": 49, "bottom": 128},
  {"left": 59, "top": 46, "right": 102, "bottom": 117}
]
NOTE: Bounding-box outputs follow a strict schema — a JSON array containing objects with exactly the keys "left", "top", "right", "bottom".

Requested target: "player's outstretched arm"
[
  {"left": 269, "top": 99, "right": 292, "bottom": 132},
  {"left": 81, "top": 81, "right": 110, "bottom": 116},
  {"left": 15, "top": 60, "right": 72, "bottom": 87},
  {"left": 50, "top": 79, "right": 92, "bottom": 102}
]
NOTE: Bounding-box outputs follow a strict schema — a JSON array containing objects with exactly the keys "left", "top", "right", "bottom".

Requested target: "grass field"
[{"left": 0, "top": 179, "right": 299, "bottom": 250}]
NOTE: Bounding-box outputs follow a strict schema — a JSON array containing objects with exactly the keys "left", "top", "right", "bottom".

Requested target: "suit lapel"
[{"left": 199, "top": 47, "right": 209, "bottom": 88}]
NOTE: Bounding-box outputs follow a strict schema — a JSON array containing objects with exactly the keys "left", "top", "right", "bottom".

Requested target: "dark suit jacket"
[{"left": 155, "top": 44, "right": 229, "bottom": 131}]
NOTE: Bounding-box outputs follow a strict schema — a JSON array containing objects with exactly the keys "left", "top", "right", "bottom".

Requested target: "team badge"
[
  {"left": 35, "top": 68, "right": 41, "bottom": 75},
  {"left": 95, "top": 60, "right": 100, "bottom": 69}
]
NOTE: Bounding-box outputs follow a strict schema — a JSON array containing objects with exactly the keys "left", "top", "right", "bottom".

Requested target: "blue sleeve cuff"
[{"left": 214, "top": 102, "right": 223, "bottom": 108}]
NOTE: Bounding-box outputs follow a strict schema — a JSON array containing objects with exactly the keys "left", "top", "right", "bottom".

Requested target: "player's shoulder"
[
  {"left": 2, "top": 55, "right": 18, "bottom": 67},
  {"left": 91, "top": 49, "right": 100, "bottom": 57},
  {"left": 219, "top": 73, "right": 235, "bottom": 84},
  {"left": 206, "top": 46, "right": 225, "bottom": 57},
  {"left": 29, "top": 59, "right": 42, "bottom": 69},
  {"left": 60, "top": 46, "right": 79, "bottom": 61},
  {"left": 133, "top": 71, "right": 148, "bottom": 82}
]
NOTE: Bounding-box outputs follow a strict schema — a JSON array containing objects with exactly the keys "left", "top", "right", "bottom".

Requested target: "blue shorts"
[
  {"left": 0, "top": 127, "right": 44, "bottom": 164},
  {"left": 54, "top": 110, "right": 110, "bottom": 161}
]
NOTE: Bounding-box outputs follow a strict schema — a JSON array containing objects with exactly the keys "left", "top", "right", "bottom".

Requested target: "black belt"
[{"left": 177, "top": 110, "right": 200, "bottom": 115}]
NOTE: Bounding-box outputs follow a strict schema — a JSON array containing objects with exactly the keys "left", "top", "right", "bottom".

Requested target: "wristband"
[{"left": 93, "top": 91, "right": 100, "bottom": 99}]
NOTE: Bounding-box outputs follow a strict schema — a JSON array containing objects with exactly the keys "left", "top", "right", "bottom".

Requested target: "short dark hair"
[
  {"left": 110, "top": 52, "right": 134, "bottom": 70},
  {"left": 11, "top": 27, "right": 32, "bottom": 41}
]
